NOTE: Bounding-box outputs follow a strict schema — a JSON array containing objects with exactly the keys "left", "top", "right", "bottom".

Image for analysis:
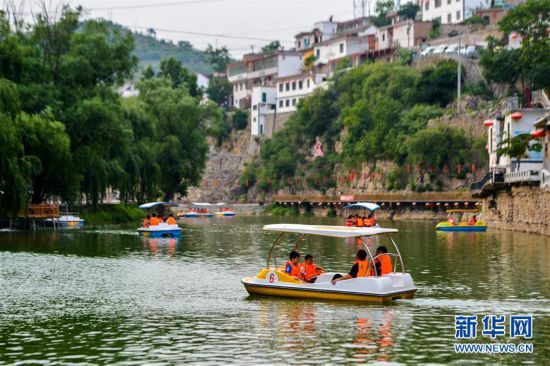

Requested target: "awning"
[
  {"left": 139, "top": 202, "right": 179, "bottom": 209},
  {"left": 344, "top": 202, "right": 380, "bottom": 211},
  {"left": 263, "top": 224, "right": 397, "bottom": 238}
]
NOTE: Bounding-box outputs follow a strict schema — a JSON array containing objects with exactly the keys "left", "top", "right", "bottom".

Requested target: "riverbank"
[
  {"left": 482, "top": 185, "right": 550, "bottom": 236},
  {"left": 79, "top": 205, "right": 145, "bottom": 225}
]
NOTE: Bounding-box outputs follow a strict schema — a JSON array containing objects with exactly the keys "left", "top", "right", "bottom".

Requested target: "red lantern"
[
  {"left": 483, "top": 120, "right": 494, "bottom": 127},
  {"left": 511, "top": 112, "right": 522, "bottom": 120},
  {"left": 530, "top": 129, "right": 546, "bottom": 138}
]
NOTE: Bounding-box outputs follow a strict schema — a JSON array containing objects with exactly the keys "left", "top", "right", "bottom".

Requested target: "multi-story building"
[
  {"left": 250, "top": 86, "right": 277, "bottom": 136},
  {"left": 313, "top": 34, "right": 371, "bottom": 66},
  {"left": 275, "top": 71, "right": 327, "bottom": 113},
  {"left": 421, "top": 0, "right": 482, "bottom": 24},
  {"left": 227, "top": 51, "right": 303, "bottom": 109}
]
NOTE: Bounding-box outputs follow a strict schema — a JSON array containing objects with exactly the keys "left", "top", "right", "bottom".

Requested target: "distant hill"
[{"left": 97, "top": 21, "right": 213, "bottom": 76}]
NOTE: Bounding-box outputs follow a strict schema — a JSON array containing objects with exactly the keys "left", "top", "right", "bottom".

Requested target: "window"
[
  {"left": 285, "top": 82, "right": 290, "bottom": 91},
  {"left": 339, "top": 43, "right": 344, "bottom": 53},
  {"left": 435, "top": 0, "right": 441, "bottom": 8},
  {"left": 279, "top": 83, "right": 283, "bottom": 92},
  {"left": 382, "top": 33, "right": 385, "bottom": 41},
  {"left": 316, "top": 49, "right": 320, "bottom": 58},
  {"left": 262, "top": 92, "right": 267, "bottom": 103},
  {"left": 298, "top": 80, "right": 303, "bottom": 89},
  {"left": 425, "top": 1, "right": 429, "bottom": 10},
  {"left": 307, "top": 79, "right": 310, "bottom": 88},
  {"left": 285, "top": 99, "right": 289, "bottom": 107},
  {"left": 292, "top": 81, "right": 296, "bottom": 90},
  {"left": 292, "top": 98, "right": 296, "bottom": 106},
  {"left": 447, "top": 0, "right": 451, "bottom": 4},
  {"left": 304, "top": 38, "right": 309, "bottom": 47},
  {"left": 279, "top": 100, "right": 283, "bottom": 108},
  {"left": 253, "top": 117, "right": 256, "bottom": 122},
  {"left": 447, "top": 13, "right": 451, "bottom": 23},
  {"left": 456, "top": 11, "right": 461, "bottom": 20},
  {"left": 253, "top": 105, "right": 257, "bottom": 110}
]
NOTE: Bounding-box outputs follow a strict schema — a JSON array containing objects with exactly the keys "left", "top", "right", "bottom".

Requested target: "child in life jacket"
[
  {"left": 285, "top": 250, "right": 301, "bottom": 279},
  {"left": 300, "top": 254, "right": 326, "bottom": 283}
]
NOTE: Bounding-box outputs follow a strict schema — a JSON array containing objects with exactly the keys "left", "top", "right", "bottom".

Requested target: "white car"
[
  {"left": 464, "top": 45, "right": 478, "bottom": 58},
  {"left": 445, "top": 44, "right": 459, "bottom": 54},
  {"left": 432, "top": 45, "right": 447, "bottom": 55},
  {"left": 420, "top": 46, "right": 435, "bottom": 56}
]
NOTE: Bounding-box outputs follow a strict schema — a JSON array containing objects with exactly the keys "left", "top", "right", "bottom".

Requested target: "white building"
[
  {"left": 276, "top": 71, "right": 327, "bottom": 113},
  {"left": 421, "top": 0, "right": 484, "bottom": 24},
  {"left": 487, "top": 109, "right": 547, "bottom": 177},
  {"left": 251, "top": 86, "right": 276, "bottom": 136},
  {"left": 227, "top": 51, "right": 303, "bottom": 109},
  {"left": 313, "top": 35, "right": 371, "bottom": 66}
]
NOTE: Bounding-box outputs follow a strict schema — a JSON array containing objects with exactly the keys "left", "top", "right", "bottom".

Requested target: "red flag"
[
  {"left": 457, "top": 164, "right": 462, "bottom": 174},
  {"left": 406, "top": 164, "right": 410, "bottom": 174},
  {"left": 471, "top": 163, "right": 476, "bottom": 174}
]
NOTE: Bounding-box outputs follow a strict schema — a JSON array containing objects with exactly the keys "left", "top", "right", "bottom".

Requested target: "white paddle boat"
[{"left": 242, "top": 224, "right": 417, "bottom": 303}]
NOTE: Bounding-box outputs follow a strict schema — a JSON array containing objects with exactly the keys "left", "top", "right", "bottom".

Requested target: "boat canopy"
[
  {"left": 344, "top": 202, "right": 380, "bottom": 211},
  {"left": 263, "top": 224, "right": 397, "bottom": 238},
  {"left": 139, "top": 202, "right": 179, "bottom": 209},
  {"left": 216, "top": 202, "right": 225, "bottom": 206},
  {"left": 192, "top": 202, "right": 212, "bottom": 207}
]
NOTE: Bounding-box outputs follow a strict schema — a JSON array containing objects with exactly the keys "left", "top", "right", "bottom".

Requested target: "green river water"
[{"left": 0, "top": 216, "right": 549, "bottom": 365}]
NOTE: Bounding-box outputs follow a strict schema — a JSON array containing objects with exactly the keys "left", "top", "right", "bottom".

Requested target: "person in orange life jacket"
[
  {"left": 285, "top": 250, "right": 301, "bottom": 278},
  {"left": 346, "top": 215, "right": 354, "bottom": 227},
  {"left": 300, "top": 254, "right": 326, "bottom": 283},
  {"left": 352, "top": 214, "right": 358, "bottom": 226},
  {"left": 331, "top": 249, "right": 369, "bottom": 285},
  {"left": 364, "top": 213, "right": 376, "bottom": 227},
  {"left": 166, "top": 214, "right": 177, "bottom": 225},
  {"left": 448, "top": 213, "right": 455, "bottom": 225},
  {"left": 150, "top": 214, "right": 160, "bottom": 226},
  {"left": 356, "top": 215, "right": 364, "bottom": 227},
  {"left": 468, "top": 215, "right": 477, "bottom": 225},
  {"left": 370, "top": 246, "right": 392, "bottom": 276},
  {"left": 142, "top": 215, "right": 151, "bottom": 228}
]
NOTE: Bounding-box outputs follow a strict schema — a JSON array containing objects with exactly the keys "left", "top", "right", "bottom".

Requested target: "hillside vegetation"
[{"left": 242, "top": 60, "right": 487, "bottom": 193}]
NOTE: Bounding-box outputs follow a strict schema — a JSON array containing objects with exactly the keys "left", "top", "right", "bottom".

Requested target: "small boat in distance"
[
  {"left": 214, "top": 203, "right": 236, "bottom": 217},
  {"left": 44, "top": 214, "right": 85, "bottom": 228},
  {"left": 344, "top": 202, "right": 379, "bottom": 227},
  {"left": 138, "top": 202, "right": 182, "bottom": 238},
  {"left": 242, "top": 224, "right": 417, "bottom": 303},
  {"left": 181, "top": 203, "right": 215, "bottom": 218},
  {"left": 435, "top": 209, "right": 487, "bottom": 232}
]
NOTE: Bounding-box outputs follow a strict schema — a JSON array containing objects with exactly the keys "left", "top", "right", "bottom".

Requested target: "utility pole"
[{"left": 457, "top": 35, "right": 462, "bottom": 114}]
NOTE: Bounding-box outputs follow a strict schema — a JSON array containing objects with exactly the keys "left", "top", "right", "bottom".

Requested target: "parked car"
[
  {"left": 445, "top": 44, "right": 459, "bottom": 54},
  {"left": 448, "top": 30, "right": 459, "bottom": 37},
  {"left": 420, "top": 46, "right": 435, "bottom": 56},
  {"left": 432, "top": 45, "right": 447, "bottom": 55}
]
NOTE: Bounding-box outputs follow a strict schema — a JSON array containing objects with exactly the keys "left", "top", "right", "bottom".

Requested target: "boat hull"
[
  {"left": 242, "top": 270, "right": 416, "bottom": 303},
  {"left": 436, "top": 222, "right": 487, "bottom": 232},
  {"left": 138, "top": 225, "right": 182, "bottom": 238},
  {"left": 182, "top": 213, "right": 214, "bottom": 218}
]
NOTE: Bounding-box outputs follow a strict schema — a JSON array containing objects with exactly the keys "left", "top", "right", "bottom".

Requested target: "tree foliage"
[
  {"left": 0, "top": 6, "right": 217, "bottom": 213},
  {"left": 205, "top": 45, "right": 232, "bottom": 73}
]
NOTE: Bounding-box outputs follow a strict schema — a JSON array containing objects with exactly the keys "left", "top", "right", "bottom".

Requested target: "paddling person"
[
  {"left": 447, "top": 213, "right": 455, "bottom": 225},
  {"left": 150, "top": 214, "right": 160, "bottom": 226},
  {"left": 166, "top": 214, "right": 177, "bottom": 225},
  {"left": 285, "top": 250, "right": 301, "bottom": 279},
  {"left": 369, "top": 246, "right": 392, "bottom": 277},
  {"left": 468, "top": 215, "right": 477, "bottom": 225},
  {"left": 142, "top": 215, "right": 151, "bottom": 228},
  {"left": 300, "top": 254, "right": 326, "bottom": 283},
  {"left": 331, "top": 249, "right": 369, "bottom": 285}
]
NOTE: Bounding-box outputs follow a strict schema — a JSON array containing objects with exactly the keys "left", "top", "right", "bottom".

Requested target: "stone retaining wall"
[{"left": 482, "top": 185, "right": 550, "bottom": 235}]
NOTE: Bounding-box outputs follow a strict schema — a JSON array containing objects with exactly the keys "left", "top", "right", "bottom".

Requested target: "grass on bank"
[{"left": 79, "top": 204, "right": 145, "bottom": 225}]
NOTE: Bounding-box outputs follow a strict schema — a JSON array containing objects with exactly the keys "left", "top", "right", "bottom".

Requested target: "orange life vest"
[
  {"left": 356, "top": 259, "right": 368, "bottom": 277},
  {"left": 364, "top": 218, "right": 375, "bottom": 227},
  {"left": 346, "top": 219, "right": 354, "bottom": 227},
  {"left": 285, "top": 261, "right": 301, "bottom": 277},
  {"left": 301, "top": 262, "right": 320, "bottom": 281},
  {"left": 142, "top": 218, "right": 150, "bottom": 228},
  {"left": 150, "top": 217, "right": 159, "bottom": 226},
  {"left": 468, "top": 218, "right": 476, "bottom": 225},
  {"left": 356, "top": 217, "right": 364, "bottom": 227},
  {"left": 368, "top": 254, "right": 392, "bottom": 276},
  {"left": 167, "top": 217, "right": 176, "bottom": 225}
]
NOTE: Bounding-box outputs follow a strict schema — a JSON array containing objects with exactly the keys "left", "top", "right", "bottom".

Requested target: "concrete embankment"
[{"left": 482, "top": 186, "right": 550, "bottom": 236}]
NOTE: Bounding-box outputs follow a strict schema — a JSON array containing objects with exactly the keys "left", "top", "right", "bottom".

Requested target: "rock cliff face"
[{"left": 482, "top": 185, "right": 550, "bottom": 235}]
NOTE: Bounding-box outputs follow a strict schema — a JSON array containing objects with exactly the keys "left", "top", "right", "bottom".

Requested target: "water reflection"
[{"left": 141, "top": 237, "right": 179, "bottom": 256}]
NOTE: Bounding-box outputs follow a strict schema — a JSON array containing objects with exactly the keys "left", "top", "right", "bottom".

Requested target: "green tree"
[
  {"left": 205, "top": 44, "right": 232, "bottom": 73},
  {"left": 498, "top": 133, "right": 542, "bottom": 171},
  {"left": 206, "top": 76, "right": 232, "bottom": 106},
  {"left": 261, "top": 40, "right": 281, "bottom": 53},
  {"left": 397, "top": 3, "right": 420, "bottom": 20},
  {"left": 159, "top": 57, "right": 200, "bottom": 97},
  {"left": 429, "top": 19, "right": 441, "bottom": 39},
  {"left": 232, "top": 108, "right": 248, "bottom": 130}
]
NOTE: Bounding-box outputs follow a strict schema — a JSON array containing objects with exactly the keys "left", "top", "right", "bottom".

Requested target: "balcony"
[
  {"left": 470, "top": 169, "right": 505, "bottom": 197},
  {"left": 504, "top": 170, "right": 540, "bottom": 184}
]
